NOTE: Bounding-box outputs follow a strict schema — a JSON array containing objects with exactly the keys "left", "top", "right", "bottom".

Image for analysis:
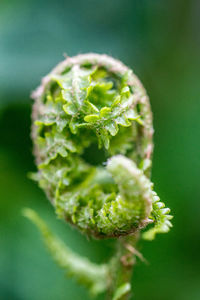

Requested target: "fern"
[{"left": 26, "top": 53, "right": 172, "bottom": 299}]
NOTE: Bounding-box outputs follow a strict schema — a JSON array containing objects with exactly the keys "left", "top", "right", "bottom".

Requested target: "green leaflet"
[
  {"left": 37, "top": 129, "right": 77, "bottom": 166},
  {"left": 50, "top": 65, "right": 141, "bottom": 149},
  {"left": 34, "top": 96, "right": 69, "bottom": 132},
  {"left": 113, "top": 283, "right": 131, "bottom": 300},
  {"left": 142, "top": 191, "right": 173, "bottom": 240}
]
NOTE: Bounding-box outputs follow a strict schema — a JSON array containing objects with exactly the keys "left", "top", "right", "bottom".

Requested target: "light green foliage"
[
  {"left": 143, "top": 191, "right": 173, "bottom": 240},
  {"left": 113, "top": 283, "right": 131, "bottom": 300},
  {"left": 32, "top": 54, "right": 172, "bottom": 238},
  {"left": 29, "top": 54, "right": 173, "bottom": 299},
  {"left": 23, "top": 208, "right": 109, "bottom": 296}
]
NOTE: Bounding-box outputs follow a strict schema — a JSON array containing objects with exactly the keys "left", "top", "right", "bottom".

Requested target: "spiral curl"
[{"left": 31, "top": 53, "right": 171, "bottom": 239}]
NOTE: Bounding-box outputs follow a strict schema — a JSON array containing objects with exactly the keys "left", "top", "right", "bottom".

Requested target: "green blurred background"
[{"left": 0, "top": 0, "right": 200, "bottom": 299}]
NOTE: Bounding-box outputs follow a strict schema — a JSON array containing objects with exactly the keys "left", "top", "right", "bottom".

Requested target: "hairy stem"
[{"left": 110, "top": 234, "right": 139, "bottom": 300}]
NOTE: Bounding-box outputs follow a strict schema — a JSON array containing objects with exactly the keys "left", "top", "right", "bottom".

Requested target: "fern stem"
[{"left": 109, "top": 234, "right": 139, "bottom": 300}]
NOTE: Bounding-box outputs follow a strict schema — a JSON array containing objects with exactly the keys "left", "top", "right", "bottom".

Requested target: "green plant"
[{"left": 24, "top": 53, "right": 172, "bottom": 299}]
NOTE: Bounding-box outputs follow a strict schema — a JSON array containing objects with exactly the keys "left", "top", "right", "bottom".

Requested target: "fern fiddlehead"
[{"left": 26, "top": 53, "right": 172, "bottom": 299}]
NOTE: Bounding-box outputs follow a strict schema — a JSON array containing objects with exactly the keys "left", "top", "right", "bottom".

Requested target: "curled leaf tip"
[{"left": 31, "top": 53, "right": 172, "bottom": 239}]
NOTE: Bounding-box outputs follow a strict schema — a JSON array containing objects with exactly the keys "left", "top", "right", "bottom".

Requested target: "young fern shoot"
[{"left": 25, "top": 53, "right": 172, "bottom": 300}]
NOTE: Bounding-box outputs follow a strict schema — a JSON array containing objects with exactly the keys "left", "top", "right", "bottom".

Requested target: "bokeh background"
[{"left": 0, "top": 0, "right": 200, "bottom": 299}]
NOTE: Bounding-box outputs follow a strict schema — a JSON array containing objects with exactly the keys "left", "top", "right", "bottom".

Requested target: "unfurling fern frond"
[{"left": 25, "top": 53, "right": 172, "bottom": 300}]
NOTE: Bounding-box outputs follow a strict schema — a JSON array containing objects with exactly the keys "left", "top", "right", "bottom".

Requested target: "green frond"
[
  {"left": 31, "top": 54, "right": 156, "bottom": 238},
  {"left": 23, "top": 208, "right": 109, "bottom": 296},
  {"left": 29, "top": 53, "right": 173, "bottom": 300}
]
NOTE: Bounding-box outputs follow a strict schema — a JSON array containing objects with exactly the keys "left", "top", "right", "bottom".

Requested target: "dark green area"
[{"left": 0, "top": 0, "right": 200, "bottom": 299}]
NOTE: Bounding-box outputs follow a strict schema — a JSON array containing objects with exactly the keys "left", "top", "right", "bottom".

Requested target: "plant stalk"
[{"left": 108, "top": 232, "right": 139, "bottom": 300}]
